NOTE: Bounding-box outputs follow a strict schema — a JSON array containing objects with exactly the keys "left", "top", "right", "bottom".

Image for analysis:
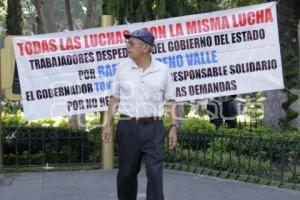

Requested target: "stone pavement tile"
[
  {"left": 0, "top": 173, "right": 42, "bottom": 200},
  {"left": 4, "top": 194, "right": 42, "bottom": 200},
  {"left": 73, "top": 170, "right": 118, "bottom": 200},
  {"left": 42, "top": 194, "right": 81, "bottom": 200},
  {"left": 0, "top": 169, "right": 300, "bottom": 200},
  {"left": 0, "top": 174, "right": 15, "bottom": 187},
  {"left": 163, "top": 170, "right": 300, "bottom": 200},
  {"left": 0, "top": 187, "right": 10, "bottom": 200}
]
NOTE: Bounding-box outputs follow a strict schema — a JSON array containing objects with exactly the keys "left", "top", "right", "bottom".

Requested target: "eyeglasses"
[{"left": 125, "top": 41, "right": 145, "bottom": 48}]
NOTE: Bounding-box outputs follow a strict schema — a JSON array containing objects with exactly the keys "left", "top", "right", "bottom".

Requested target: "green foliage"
[
  {"left": 243, "top": 92, "right": 264, "bottom": 121},
  {"left": 28, "top": 118, "right": 56, "bottom": 127},
  {"left": 54, "top": 118, "right": 69, "bottom": 128},
  {"left": 103, "top": 0, "right": 222, "bottom": 24},
  {"left": 6, "top": 0, "right": 22, "bottom": 35},
  {"left": 86, "top": 127, "right": 101, "bottom": 162},
  {"left": 183, "top": 104, "right": 192, "bottom": 116},
  {"left": 166, "top": 122, "right": 299, "bottom": 186},
  {"left": 110, "top": 0, "right": 155, "bottom": 23},
  {"left": 1, "top": 99, "right": 22, "bottom": 114},
  {"left": 220, "top": 125, "right": 300, "bottom": 141},
  {"left": 1, "top": 99, "right": 69, "bottom": 128},
  {"left": 162, "top": 115, "right": 171, "bottom": 130},
  {"left": 155, "top": 0, "right": 167, "bottom": 19},
  {"left": 215, "top": 133, "right": 298, "bottom": 161},
  {"left": 156, "top": 0, "right": 220, "bottom": 19},
  {"left": 174, "top": 121, "right": 300, "bottom": 167},
  {"left": 86, "top": 113, "right": 101, "bottom": 130},
  {"left": 166, "top": 147, "right": 270, "bottom": 178},
  {"left": 14, "top": 0, "right": 271, "bottom": 35},
  {"left": 2, "top": 126, "right": 94, "bottom": 165},
  {"left": 0, "top": 0, "right": 7, "bottom": 37},
  {"left": 283, "top": 50, "right": 299, "bottom": 89},
  {"left": 1, "top": 110, "right": 69, "bottom": 128},
  {"left": 0, "top": 0, "right": 7, "bottom": 23},
  {"left": 2, "top": 111, "right": 28, "bottom": 126},
  {"left": 182, "top": 117, "right": 215, "bottom": 133},
  {"left": 102, "top": 0, "right": 113, "bottom": 15},
  {"left": 4, "top": 145, "right": 82, "bottom": 165},
  {"left": 0, "top": 100, "right": 97, "bottom": 129},
  {"left": 220, "top": 0, "right": 264, "bottom": 9},
  {"left": 280, "top": 49, "right": 300, "bottom": 131}
]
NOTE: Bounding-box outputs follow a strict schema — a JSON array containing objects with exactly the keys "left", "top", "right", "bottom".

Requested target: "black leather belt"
[{"left": 120, "top": 114, "right": 161, "bottom": 124}]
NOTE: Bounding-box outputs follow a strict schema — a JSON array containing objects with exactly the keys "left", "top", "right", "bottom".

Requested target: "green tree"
[
  {"left": 0, "top": 0, "right": 7, "bottom": 38},
  {"left": 220, "top": 0, "right": 264, "bottom": 8},
  {"left": 0, "top": 0, "right": 7, "bottom": 24},
  {"left": 279, "top": 50, "right": 299, "bottom": 130},
  {"left": 102, "top": 0, "right": 221, "bottom": 24},
  {"left": 156, "top": 0, "right": 220, "bottom": 18}
]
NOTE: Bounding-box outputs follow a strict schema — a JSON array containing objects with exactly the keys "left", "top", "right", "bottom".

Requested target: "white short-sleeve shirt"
[{"left": 111, "top": 57, "right": 175, "bottom": 118}]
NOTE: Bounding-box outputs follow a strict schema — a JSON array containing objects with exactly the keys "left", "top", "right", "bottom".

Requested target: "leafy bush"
[
  {"left": 2, "top": 126, "right": 93, "bottom": 165},
  {"left": 2, "top": 111, "right": 27, "bottom": 127},
  {"left": 206, "top": 127, "right": 300, "bottom": 162},
  {"left": 28, "top": 118, "right": 56, "bottom": 127},
  {"left": 182, "top": 118, "right": 215, "bottom": 133},
  {"left": 1, "top": 110, "right": 69, "bottom": 128},
  {"left": 87, "top": 127, "right": 101, "bottom": 163},
  {"left": 86, "top": 113, "right": 101, "bottom": 130},
  {"left": 166, "top": 147, "right": 270, "bottom": 178},
  {"left": 169, "top": 117, "right": 299, "bottom": 165}
]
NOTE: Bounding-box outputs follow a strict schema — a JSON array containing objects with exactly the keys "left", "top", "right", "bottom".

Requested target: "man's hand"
[
  {"left": 101, "top": 96, "right": 119, "bottom": 143},
  {"left": 102, "top": 126, "right": 112, "bottom": 143},
  {"left": 168, "top": 127, "right": 177, "bottom": 149}
]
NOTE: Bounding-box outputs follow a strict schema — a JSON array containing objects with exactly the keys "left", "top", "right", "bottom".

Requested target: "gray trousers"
[{"left": 116, "top": 119, "right": 165, "bottom": 200}]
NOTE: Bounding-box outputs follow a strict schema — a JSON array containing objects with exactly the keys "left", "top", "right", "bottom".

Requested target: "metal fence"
[
  {"left": 0, "top": 126, "right": 299, "bottom": 189},
  {"left": 237, "top": 120, "right": 263, "bottom": 129},
  {"left": 165, "top": 132, "right": 300, "bottom": 189},
  {"left": 1, "top": 126, "right": 101, "bottom": 167}
]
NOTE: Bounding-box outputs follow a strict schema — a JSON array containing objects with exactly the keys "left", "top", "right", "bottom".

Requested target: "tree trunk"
[
  {"left": 6, "top": 0, "right": 23, "bottom": 35},
  {"left": 32, "top": 0, "right": 56, "bottom": 33},
  {"left": 65, "top": 0, "right": 85, "bottom": 129},
  {"left": 65, "top": 0, "right": 74, "bottom": 30},
  {"left": 263, "top": 90, "right": 286, "bottom": 130},
  {"left": 83, "top": 0, "right": 98, "bottom": 28}
]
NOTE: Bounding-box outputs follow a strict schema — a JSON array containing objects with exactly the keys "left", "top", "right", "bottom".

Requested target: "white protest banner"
[{"left": 13, "top": 2, "right": 283, "bottom": 120}]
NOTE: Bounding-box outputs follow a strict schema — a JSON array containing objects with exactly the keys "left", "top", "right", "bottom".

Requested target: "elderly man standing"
[{"left": 101, "top": 29, "right": 177, "bottom": 200}]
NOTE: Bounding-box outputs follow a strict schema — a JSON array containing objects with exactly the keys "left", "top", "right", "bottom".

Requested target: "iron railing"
[
  {"left": 0, "top": 126, "right": 299, "bottom": 189},
  {"left": 1, "top": 126, "right": 101, "bottom": 167},
  {"left": 165, "top": 132, "right": 300, "bottom": 189}
]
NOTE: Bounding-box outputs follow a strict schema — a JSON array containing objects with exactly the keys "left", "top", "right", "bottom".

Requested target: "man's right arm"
[{"left": 101, "top": 95, "right": 120, "bottom": 143}]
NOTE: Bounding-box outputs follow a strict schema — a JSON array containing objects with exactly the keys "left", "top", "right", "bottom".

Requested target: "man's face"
[{"left": 126, "top": 37, "right": 148, "bottom": 59}]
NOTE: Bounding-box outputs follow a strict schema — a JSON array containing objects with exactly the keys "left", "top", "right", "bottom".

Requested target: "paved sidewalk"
[{"left": 0, "top": 169, "right": 300, "bottom": 200}]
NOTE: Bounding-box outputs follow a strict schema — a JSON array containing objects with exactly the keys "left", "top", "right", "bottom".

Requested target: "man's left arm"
[
  {"left": 166, "top": 100, "right": 177, "bottom": 149},
  {"left": 164, "top": 65, "right": 177, "bottom": 149}
]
